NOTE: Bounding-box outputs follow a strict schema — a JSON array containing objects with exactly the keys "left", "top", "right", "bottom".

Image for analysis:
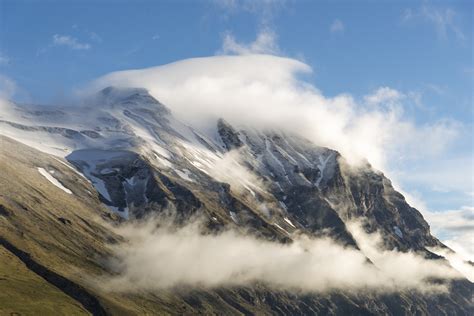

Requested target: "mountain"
[{"left": 0, "top": 87, "right": 472, "bottom": 315}]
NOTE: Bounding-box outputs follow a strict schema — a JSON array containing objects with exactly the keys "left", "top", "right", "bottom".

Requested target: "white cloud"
[
  {"left": 427, "top": 206, "right": 474, "bottom": 237},
  {"left": 396, "top": 156, "right": 473, "bottom": 193},
  {"left": 206, "top": 148, "right": 265, "bottom": 194},
  {"left": 98, "top": 218, "right": 460, "bottom": 293},
  {"left": 390, "top": 183, "right": 473, "bottom": 278},
  {"left": 330, "top": 19, "right": 344, "bottom": 33},
  {"left": 429, "top": 245, "right": 474, "bottom": 282},
  {"left": 403, "top": 5, "right": 465, "bottom": 40},
  {"left": 52, "top": 34, "right": 91, "bottom": 50},
  {"left": 220, "top": 29, "right": 279, "bottom": 55},
  {"left": 87, "top": 54, "right": 461, "bottom": 170},
  {"left": 421, "top": 5, "right": 465, "bottom": 40},
  {"left": 364, "top": 87, "right": 404, "bottom": 106},
  {"left": 425, "top": 206, "right": 474, "bottom": 262}
]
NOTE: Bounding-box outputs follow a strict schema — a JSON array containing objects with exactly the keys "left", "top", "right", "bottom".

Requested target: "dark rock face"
[
  {"left": 217, "top": 118, "right": 243, "bottom": 150},
  {"left": 330, "top": 164, "right": 438, "bottom": 251}
]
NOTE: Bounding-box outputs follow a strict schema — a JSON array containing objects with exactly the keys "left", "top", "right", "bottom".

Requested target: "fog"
[{"left": 98, "top": 217, "right": 461, "bottom": 294}]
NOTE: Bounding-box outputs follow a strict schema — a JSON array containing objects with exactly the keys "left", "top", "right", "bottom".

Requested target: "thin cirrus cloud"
[
  {"left": 426, "top": 206, "right": 474, "bottom": 274},
  {"left": 402, "top": 4, "right": 465, "bottom": 40},
  {"left": 330, "top": 19, "right": 345, "bottom": 33},
  {"left": 363, "top": 87, "right": 404, "bottom": 106},
  {"left": 52, "top": 34, "right": 91, "bottom": 50}
]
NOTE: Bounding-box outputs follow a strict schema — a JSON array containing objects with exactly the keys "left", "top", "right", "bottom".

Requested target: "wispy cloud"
[
  {"left": 423, "top": 83, "right": 447, "bottom": 95},
  {"left": 426, "top": 206, "right": 474, "bottom": 265},
  {"left": 427, "top": 206, "right": 474, "bottom": 237},
  {"left": 402, "top": 4, "right": 465, "bottom": 40},
  {"left": 397, "top": 155, "right": 472, "bottom": 193},
  {"left": 364, "top": 87, "right": 404, "bottom": 106},
  {"left": 52, "top": 34, "right": 91, "bottom": 50},
  {"left": 330, "top": 19, "right": 344, "bottom": 33},
  {"left": 70, "top": 24, "right": 103, "bottom": 43},
  {"left": 219, "top": 28, "right": 280, "bottom": 55}
]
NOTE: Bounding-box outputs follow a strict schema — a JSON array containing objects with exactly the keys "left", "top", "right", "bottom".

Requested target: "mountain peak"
[
  {"left": 99, "top": 86, "right": 148, "bottom": 98},
  {"left": 95, "top": 86, "right": 164, "bottom": 109}
]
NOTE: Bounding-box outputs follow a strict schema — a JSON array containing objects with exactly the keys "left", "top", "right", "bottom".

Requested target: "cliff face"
[{"left": 0, "top": 87, "right": 472, "bottom": 315}]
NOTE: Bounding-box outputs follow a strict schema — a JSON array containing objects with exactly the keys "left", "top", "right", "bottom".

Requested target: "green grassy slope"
[{"left": 0, "top": 245, "right": 89, "bottom": 315}]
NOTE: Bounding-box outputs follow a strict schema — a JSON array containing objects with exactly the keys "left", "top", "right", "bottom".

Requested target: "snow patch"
[
  {"left": 100, "top": 168, "right": 117, "bottom": 175},
  {"left": 229, "top": 211, "right": 239, "bottom": 224},
  {"left": 274, "top": 223, "right": 288, "bottom": 234},
  {"left": 37, "top": 167, "right": 72, "bottom": 194},
  {"left": 153, "top": 152, "right": 173, "bottom": 169},
  {"left": 393, "top": 226, "right": 403, "bottom": 238},
  {"left": 315, "top": 153, "right": 333, "bottom": 188},
  {"left": 175, "top": 169, "right": 194, "bottom": 182},
  {"left": 283, "top": 217, "right": 296, "bottom": 228},
  {"left": 52, "top": 157, "right": 90, "bottom": 181},
  {"left": 265, "top": 138, "right": 286, "bottom": 174}
]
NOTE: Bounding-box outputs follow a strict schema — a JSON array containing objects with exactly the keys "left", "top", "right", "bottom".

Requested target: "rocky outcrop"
[{"left": 217, "top": 118, "right": 243, "bottom": 150}]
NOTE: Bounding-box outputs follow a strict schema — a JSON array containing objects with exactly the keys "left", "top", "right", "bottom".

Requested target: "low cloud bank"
[
  {"left": 99, "top": 218, "right": 461, "bottom": 294},
  {"left": 428, "top": 246, "right": 474, "bottom": 282},
  {"left": 424, "top": 206, "right": 474, "bottom": 270}
]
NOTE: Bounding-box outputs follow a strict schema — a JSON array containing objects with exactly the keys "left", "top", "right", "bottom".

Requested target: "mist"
[{"left": 98, "top": 217, "right": 461, "bottom": 294}]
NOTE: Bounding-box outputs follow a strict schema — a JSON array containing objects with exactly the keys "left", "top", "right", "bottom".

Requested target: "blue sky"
[
  {"left": 1, "top": 0, "right": 472, "bottom": 115},
  {"left": 0, "top": 0, "right": 473, "bottom": 253}
]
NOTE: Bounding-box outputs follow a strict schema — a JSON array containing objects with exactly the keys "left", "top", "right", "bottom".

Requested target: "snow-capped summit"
[
  {"left": 93, "top": 86, "right": 169, "bottom": 114},
  {"left": 0, "top": 86, "right": 439, "bottom": 248},
  {"left": 0, "top": 85, "right": 472, "bottom": 315}
]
